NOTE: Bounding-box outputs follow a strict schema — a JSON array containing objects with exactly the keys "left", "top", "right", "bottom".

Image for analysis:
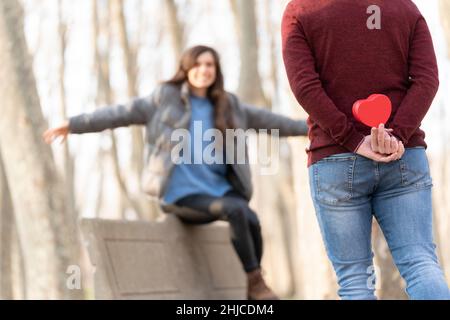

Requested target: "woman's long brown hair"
[{"left": 164, "top": 45, "right": 235, "bottom": 134}]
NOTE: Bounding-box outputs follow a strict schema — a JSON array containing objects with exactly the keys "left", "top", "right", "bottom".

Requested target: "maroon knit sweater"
[{"left": 282, "top": 0, "right": 439, "bottom": 167}]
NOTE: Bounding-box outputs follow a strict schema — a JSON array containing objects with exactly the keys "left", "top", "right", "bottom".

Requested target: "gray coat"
[{"left": 69, "top": 82, "right": 308, "bottom": 214}]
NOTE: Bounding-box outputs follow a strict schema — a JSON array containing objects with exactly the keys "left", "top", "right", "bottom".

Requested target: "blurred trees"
[
  {"left": 0, "top": 0, "right": 448, "bottom": 300},
  {"left": 0, "top": 0, "right": 82, "bottom": 299}
]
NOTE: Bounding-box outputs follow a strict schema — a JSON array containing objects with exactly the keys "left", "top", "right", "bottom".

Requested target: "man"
[{"left": 282, "top": 0, "right": 450, "bottom": 299}]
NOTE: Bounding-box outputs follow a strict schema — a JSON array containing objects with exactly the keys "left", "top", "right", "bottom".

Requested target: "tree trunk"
[
  {"left": 57, "top": 0, "right": 77, "bottom": 229},
  {"left": 0, "top": 0, "right": 82, "bottom": 299},
  {"left": 231, "top": 0, "right": 297, "bottom": 298},
  {"left": 112, "top": 0, "right": 158, "bottom": 221},
  {"left": 93, "top": 0, "right": 127, "bottom": 219},
  {"left": 93, "top": 0, "right": 148, "bottom": 221},
  {"left": 233, "top": 0, "right": 268, "bottom": 107},
  {"left": 289, "top": 134, "right": 338, "bottom": 299},
  {"left": 112, "top": 0, "right": 145, "bottom": 183},
  {"left": 164, "top": 0, "right": 184, "bottom": 61},
  {"left": 0, "top": 152, "right": 14, "bottom": 299}
]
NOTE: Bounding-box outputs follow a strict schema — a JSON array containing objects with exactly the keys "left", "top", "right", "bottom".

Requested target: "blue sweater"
[{"left": 163, "top": 95, "right": 232, "bottom": 204}]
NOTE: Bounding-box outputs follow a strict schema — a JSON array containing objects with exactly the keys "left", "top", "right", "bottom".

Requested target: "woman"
[{"left": 43, "top": 45, "right": 308, "bottom": 300}]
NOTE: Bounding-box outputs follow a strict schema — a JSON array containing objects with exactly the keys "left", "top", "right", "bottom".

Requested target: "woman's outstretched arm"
[
  {"left": 241, "top": 103, "right": 308, "bottom": 137},
  {"left": 68, "top": 94, "right": 157, "bottom": 134},
  {"left": 43, "top": 86, "right": 162, "bottom": 144}
]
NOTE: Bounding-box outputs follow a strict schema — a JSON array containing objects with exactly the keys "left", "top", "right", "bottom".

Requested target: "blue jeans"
[{"left": 309, "top": 147, "right": 450, "bottom": 300}]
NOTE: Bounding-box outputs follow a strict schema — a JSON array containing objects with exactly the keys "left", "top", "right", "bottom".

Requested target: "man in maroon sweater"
[{"left": 282, "top": 0, "right": 450, "bottom": 300}]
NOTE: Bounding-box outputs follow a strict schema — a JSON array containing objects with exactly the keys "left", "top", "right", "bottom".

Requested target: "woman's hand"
[{"left": 42, "top": 121, "right": 70, "bottom": 145}]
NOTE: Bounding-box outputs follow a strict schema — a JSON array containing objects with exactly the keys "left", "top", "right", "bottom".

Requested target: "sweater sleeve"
[
  {"left": 389, "top": 16, "right": 439, "bottom": 145},
  {"left": 241, "top": 103, "right": 308, "bottom": 137},
  {"left": 281, "top": 3, "right": 365, "bottom": 152},
  {"left": 69, "top": 86, "right": 161, "bottom": 134}
]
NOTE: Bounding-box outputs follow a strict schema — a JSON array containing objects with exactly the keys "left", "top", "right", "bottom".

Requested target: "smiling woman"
[
  {"left": 42, "top": 45, "right": 309, "bottom": 300},
  {"left": 187, "top": 52, "right": 217, "bottom": 96}
]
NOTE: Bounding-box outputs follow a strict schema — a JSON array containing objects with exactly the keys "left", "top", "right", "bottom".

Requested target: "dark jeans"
[{"left": 175, "top": 190, "right": 262, "bottom": 273}]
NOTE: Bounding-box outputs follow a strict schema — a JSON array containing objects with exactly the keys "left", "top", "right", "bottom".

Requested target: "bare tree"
[
  {"left": 0, "top": 0, "right": 82, "bottom": 299},
  {"left": 229, "top": 0, "right": 300, "bottom": 297},
  {"left": 57, "top": 0, "right": 77, "bottom": 225},
  {"left": 231, "top": 0, "right": 268, "bottom": 107},
  {"left": 111, "top": 0, "right": 159, "bottom": 221},
  {"left": 164, "top": 0, "right": 185, "bottom": 61},
  {"left": 93, "top": 0, "right": 148, "bottom": 220},
  {"left": 112, "top": 0, "right": 144, "bottom": 182},
  {"left": 0, "top": 153, "right": 13, "bottom": 299},
  {"left": 56, "top": 0, "right": 85, "bottom": 262}
]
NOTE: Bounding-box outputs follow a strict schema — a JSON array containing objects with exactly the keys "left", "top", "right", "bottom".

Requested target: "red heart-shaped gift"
[{"left": 352, "top": 94, "right": 392, "bottom": 128}]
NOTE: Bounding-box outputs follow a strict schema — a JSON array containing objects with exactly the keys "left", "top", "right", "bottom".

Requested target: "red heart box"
[{"left": 352, "top": 94, "right": 392, "bottom": 128}]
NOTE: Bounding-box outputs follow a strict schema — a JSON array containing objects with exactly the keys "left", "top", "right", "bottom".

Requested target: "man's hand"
[
  {"left": 371, "top": 124, "right": 397, "bottom": 155},
  {"left": 356, "top": 124, "right": 405, "bottom": 162},
  {"left": 356, "top": 135, "right": 404, "bottom": 162}
]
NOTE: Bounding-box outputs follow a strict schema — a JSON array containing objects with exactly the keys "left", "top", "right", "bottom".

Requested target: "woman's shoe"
[{"left": 246, "top": 268, "right": 280, "bottom": 300}]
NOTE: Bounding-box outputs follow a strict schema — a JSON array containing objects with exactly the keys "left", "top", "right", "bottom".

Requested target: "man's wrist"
[{"left": 354, "top": 136, "right": 366, "bottom": 153}]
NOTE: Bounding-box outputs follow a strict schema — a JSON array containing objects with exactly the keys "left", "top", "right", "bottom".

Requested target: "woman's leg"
[
  {"left": 175, "top": 192, "right": 277, "bottom": 300},
  {"left": 175, "top": 193, "right": 260, "bottom": 272},
  {"left": 309, "top": 153, "right": 377, "bottom": 300},
  {"left": 223, "top": 190, "right": 263, "bottom": 266},
  {"left": 373, "top": 148, "right": 450, "bottom": 300}
]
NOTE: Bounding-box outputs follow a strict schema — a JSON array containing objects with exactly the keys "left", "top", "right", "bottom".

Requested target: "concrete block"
[{"left": 80, "top": 215, "right": 246, "bottom": 300}]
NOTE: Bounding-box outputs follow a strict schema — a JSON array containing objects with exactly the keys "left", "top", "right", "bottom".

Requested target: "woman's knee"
[
  {"left": 245, "top": 208, "right": 261, "bottom": 229},
  {"left": 223, "top": 200, "right": 256, "bottom": 223}
]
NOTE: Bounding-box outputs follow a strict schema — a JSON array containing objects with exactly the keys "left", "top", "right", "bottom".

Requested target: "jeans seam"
[
  {"left": 348, "top": 156, "right": 356, "bottom": 198},
  {"left": 314, "top": 165, "right": 320, "bottom": 195},
  {"left": 399, "top": 158, "right": 408, "bottom": 186},
  {"left": 387, "top": 241, "right": 437, "bottom": 252},
  {"left": 413, "top": 181, "right": 433, "bottom": 190},
  {"left": 399, "top": 161, "right": 433, "bottom": 189}
]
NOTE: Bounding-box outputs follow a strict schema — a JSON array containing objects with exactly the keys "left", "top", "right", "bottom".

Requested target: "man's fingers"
[
  {"left": 385, "top": 135, "right": 395, "bottom": 154},
  {"left": 383, "top": 132, "right": 392, "bottom": 154},
  {"left": 378, "top": 152, "right": 399, "bottom": 163},
  {"left": 391, "top": 137, "right": 398, "bottom": 153},
  {"left": 379, "top": 142, "right": 405, "bottom": 163},
  {"left": 371, "top": 128, "right": 378, "bottom": 152},
  {"left": 378, "top": 124, "right": 385, "bottom": 154}
]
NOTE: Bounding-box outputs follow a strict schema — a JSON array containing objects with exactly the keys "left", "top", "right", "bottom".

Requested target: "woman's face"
[{"left": 187, "top": 51, "right": 217, "bottom": 90}]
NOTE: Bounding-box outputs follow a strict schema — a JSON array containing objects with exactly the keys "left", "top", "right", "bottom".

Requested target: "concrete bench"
[{"left": 81, "top": 215, "right": 246, "bottom": 300}]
